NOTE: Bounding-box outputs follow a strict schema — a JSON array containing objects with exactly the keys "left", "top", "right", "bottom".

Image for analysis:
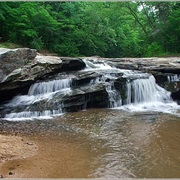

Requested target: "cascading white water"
[
  {"left": 3, "top": 59, "right": 180, "bottom": 120},
  {"left": 167, "top": 74, "right": 180, "bottom": 82},
  {"left": 83, "top": 59, "right": 112, "bottom": 70},
  {"left": 90, "top": 75, "right": 122, "bottom": 108},
  {"left": 84, "top": 59, "right": 172, "bottom": 107},
  {"left": 83, "top": 59, "right": 179, "bottom": 115},
  {"left": 28, "top": 79, "right": 72, "bottom": 95},
  {"left": 5, "top": 110, "right": 62, "bottom": 120},
  {"left": 119, "top": 75, "right": 179, "bottom": 114},
  {"left": 126, "top": 75, "right": 171, "bottom": 104},
  {"left": 5, "top": 78, "right": 72, "bottom": 120}
]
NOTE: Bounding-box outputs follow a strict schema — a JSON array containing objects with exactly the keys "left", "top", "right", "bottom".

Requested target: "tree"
[{"left": 0, "top": 2, "right": 179, "bottom": 57}]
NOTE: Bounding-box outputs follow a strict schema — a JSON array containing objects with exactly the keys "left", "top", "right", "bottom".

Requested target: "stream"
[
  {"left": 0, "top": 58, "right": 180, "bottom": 178},
  {"left": 0, "top": 109, "right": 180, "bottom": 178}
]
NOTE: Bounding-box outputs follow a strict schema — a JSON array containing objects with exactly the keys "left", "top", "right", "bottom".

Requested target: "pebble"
[
  {"left": 26, "top": 142, "right": 33, "bottom": 145},
  {"left": 9, "top": 172, "right": 14, "bottom": 175}
]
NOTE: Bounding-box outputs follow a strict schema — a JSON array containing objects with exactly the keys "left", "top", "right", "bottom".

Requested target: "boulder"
[
  {"left": 61, "top": 57, "right": 86, "bottom": 71},
  {"left": 0, "top": 55, "right": 86, "bottom": 102},
  {"left": 0, "top": 55, "right": 62, "bottom": 101},
  {"left": 0, "top": 48, "right": 37, "bottom": 81}
]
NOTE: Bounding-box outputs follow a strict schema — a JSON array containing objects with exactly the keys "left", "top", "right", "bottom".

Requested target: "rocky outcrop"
[
  {"left": 86, "top": 57, "right": 180, "bottom": 74},
  {"left": 1, "top": 48, "right": 180, "bottom": 107},
  {"left": 84, "top": 57, "right": 180, "bottom": 97},
  {"left": 0, "top": 83, "right": 109, "bottom": 118},
  {"left": 1, "top": 55, "right": 86, "bottom": 83},
  {"left": 0, "top": 55, "right": 60, "bottom": 101},
  {"left": 1, "top": 56, "right": 63, "bottom": 83},
  {"left": 29, "top": 83, "right": 109, "bottom": 113},
  {"left": 0, "top": 48, "right": 37, "bottom": 81},
  {"left": 0, "top": 53, "right": 86, "bottom": 102}
]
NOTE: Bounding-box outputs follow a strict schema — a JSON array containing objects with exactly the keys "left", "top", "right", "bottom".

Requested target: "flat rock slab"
[
  {"left": 35, "top": 55, "right": 62, "bottom": 64},
  {"left": 83, "top": 57, "right": 180, "bottom": 74}
]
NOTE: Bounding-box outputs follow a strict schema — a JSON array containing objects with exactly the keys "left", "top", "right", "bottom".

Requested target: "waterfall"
[
  {"left": 167, "top": 74, "right": 180, "bottom": 82},
  {"left": 90, "top": 75, "right": 122, "bottom": 108},
  {"left": 83, "top": 59, "right": 179, "bottom": 114},
  {"left": 85, "top": 59, "right": 171, "bottom": 107},
  {"left": 118, "top": 76, "right": 179, "bottom": 113},
  {"left": 126, "top": 75, "right": 171, "bottom": 104},
  {"left": 3, "top": 59, "right": 180, "bottom": 120},
  {"left": 83, "top": 58, "right": 112, "bottom": 70},
  {"left": 28, "top": 79, "right": 72, "bottom": 95},
  {"left": 4, "top": 78, "right": 72, "bottom": 120}
]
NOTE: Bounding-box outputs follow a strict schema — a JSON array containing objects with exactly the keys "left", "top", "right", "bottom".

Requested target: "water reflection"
[{"left": 1, "top": 109, "right": 180, "bottom": 178}]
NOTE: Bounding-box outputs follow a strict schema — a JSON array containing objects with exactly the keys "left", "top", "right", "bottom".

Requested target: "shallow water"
[{"left": 0, "top": 108, "right": 180, "bottom": 178}]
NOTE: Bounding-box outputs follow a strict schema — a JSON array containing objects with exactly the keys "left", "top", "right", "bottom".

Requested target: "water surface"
[{"left": 1, "top": 108, "right": 180, "bottom": 178}]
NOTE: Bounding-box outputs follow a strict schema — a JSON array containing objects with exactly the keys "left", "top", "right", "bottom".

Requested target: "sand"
[{"left": 0, "top": 133, "right": 92, "bottom": 178}]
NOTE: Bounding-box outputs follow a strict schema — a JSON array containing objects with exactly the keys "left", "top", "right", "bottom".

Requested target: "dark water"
[{"left": 1, "top": 108, "right": 180, "bottom": 178}]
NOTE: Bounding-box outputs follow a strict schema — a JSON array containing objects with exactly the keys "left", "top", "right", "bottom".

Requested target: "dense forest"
[{"left": 0, "top": 2, "right": 179, "bottom": 57}]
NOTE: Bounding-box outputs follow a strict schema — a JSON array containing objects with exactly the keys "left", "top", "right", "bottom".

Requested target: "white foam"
[
  {"left": 83, "top": 59, "right": 113, "bottom": 70},
  {"left": 4, "top": 110, "right": 63, "bottom": 121},
  {"left": 116, "top": 101, "right": 180, "bottom": 116},
  {"left": 3, "top": 78, "right": 72, "bottom": 120},
  {"left": 126, "top": 76, "right": 172, "bottom": 104}
]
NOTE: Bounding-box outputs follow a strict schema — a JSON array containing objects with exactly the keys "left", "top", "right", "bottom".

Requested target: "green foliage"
[
  {"left": 0, "top": 2, "right": 179, "bottom": 57},
  {"left": 0, "top": 41, "right": 21, "bottom": 48},
  {"left": 145, "top": 42, "right": 164, "bottom": 57},
  {"left": 31, "top": 38, "right": 44, "bottom": 51}
]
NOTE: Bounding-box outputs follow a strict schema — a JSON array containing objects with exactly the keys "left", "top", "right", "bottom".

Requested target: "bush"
[
  {"left": 30, "top": 38, "right": 44, "bottom": 51},
  {"left": 145, "top": 42, "right": 164, "bottom": 57}
]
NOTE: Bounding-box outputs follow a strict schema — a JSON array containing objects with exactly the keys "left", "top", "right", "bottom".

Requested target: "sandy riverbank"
[
  {"left": 0, "top": 133, "right": 93, "bottom": 178},
  {"left": 0, "top": 134, "right": 38, "bottom": 178}
]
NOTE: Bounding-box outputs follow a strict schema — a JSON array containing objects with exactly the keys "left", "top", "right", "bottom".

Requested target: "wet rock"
[
  {"left": 171, "top": 90, "right": 180, "bottom": 104},
  {"left": 72, "top": 71, "right": 99, "bottom": 87},
  {"left": 24, "top": 83, "right": 109, "bottom": 113},
  {"left": 61, "top": 57, "right": 86, "bottom": 71},
  {"left": 154, "top": 73, "right": 180, "bottom": 93},
  {"left": 62, "top": 84, "right": 109, "bottom": 111}
]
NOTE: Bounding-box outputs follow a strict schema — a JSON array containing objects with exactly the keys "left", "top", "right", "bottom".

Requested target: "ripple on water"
[{"left": 0, "top": 109, "right": 180, "bottom": 178}]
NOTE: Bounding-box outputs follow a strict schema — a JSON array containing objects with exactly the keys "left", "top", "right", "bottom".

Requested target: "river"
[
  {"left": 0, "top": 58, "right": 180, "bottom": 177},
  {"left": 0, "top": 108, "right": 180, "bottom": 178}
]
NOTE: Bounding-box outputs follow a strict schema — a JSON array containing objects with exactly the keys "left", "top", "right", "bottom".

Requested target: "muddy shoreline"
[
  {"left": 0, "top": 132, "right": 93, "bottom": 178},
  {"left": 0, "top": 114, "right": 96, "bottom": 178},
  {"left": 0, "top": 134, "right": 38, "bottom": 178}
]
